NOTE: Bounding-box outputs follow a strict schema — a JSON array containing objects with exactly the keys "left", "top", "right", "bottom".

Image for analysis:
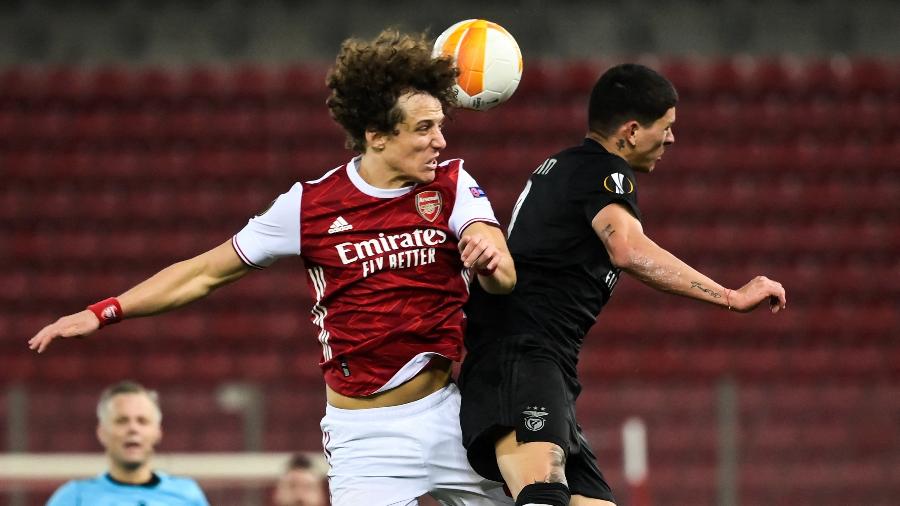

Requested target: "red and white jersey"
[{"left": 232, "top": 157, "right": 499, "bottom": 396}]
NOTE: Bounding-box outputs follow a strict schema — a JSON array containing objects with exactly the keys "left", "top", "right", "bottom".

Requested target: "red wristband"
[
  {"left": 724, "top": 289, "right": 733, "bottom": 311},
  {"left": 87, "top": 298, "right": 123, "bottom": 327}
]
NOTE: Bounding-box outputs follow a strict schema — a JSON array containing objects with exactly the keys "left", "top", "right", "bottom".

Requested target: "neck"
[
  {"left": 108, "top": 462, "right": 154, "bottom": 485},
  {"left": 586, "top": 131, "right": 630, "bottom": 162},
  {"left": 357, "top": 153, "right": 411, "bottom": 190}
]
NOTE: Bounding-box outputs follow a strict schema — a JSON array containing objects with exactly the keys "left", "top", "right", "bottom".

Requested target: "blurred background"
[{"left": 1, "top": 0, "right": 898, "bottom": 505}]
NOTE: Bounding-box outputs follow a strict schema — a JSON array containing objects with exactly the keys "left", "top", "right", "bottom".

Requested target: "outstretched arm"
[
  {"left": 459, "top": 221, "right": 516, "bottom": 294},
  {"left": 592, "top": 203, "right": 786, "bottom": 313},
  {"left": 28, "top": 240, "right": 251, "bottom": 352}
]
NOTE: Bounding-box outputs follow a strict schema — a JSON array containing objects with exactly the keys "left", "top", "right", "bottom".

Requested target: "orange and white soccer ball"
[{"left": 433, "top": 19, "right": 523, "bottom": 111}]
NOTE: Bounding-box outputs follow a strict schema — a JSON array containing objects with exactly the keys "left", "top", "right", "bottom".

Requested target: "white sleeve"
[
  {"left": 448, "top": 164, "right": 500, "bottom": 239},
  {"left": 232, "top": 183, "right": 302, "bottom": 268}
]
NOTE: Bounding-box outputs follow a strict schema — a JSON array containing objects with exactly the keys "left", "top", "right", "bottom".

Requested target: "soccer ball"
[{"left": 433, "top": 19, "right": 523, "bottom": 111}]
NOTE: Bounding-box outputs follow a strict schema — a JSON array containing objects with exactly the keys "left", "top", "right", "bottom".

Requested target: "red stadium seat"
[
  {"left": 138, "top": 352, "right": 189, "bottom": 384},
  {"left": 745, "top": 56, "right": 803, "bottom": 97},
  {"left": 799, "top": 57, "right": 854, "bottom": 97},
  {"left": 279, "top": 64, "right": 329, "bottom": 102},
  {"left": 234, "top": 350, "right": 285, "bottom": 382},
  {"left": 89, "top": 66, "right": 135, "bottom": 103},
  {"left": 184, "top": 67, "right": 229, "bottom": 102},
  {"left": 848, "top": 57, "right": 898, "bottom": 95},
  {"left": 659, "top": 56, "right": 707, "bottom": 97},
  {"left": 135, "top": 67, "right": 183, "bottom": 102},
  {"left": 230, "top": 65, "right": 278, "bottom": 101},
  {"left": 0, "top": 66, "right": 41, "bottom": 102}
]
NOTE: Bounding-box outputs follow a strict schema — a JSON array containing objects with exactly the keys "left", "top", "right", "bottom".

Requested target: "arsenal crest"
[{"left": 415, "top": 191, "right": 443, "bottom": 222}]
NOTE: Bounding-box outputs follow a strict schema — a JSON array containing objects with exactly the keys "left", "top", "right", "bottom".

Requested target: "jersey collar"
[
  {"left": 583, "top": 137, "right": 610, "bottom": 153},
  {"left": 104, "top": 472, "right": 162, "bottom": 488},
  {"left": 346, "top": 156, "right": 416, "bottom": 199}
]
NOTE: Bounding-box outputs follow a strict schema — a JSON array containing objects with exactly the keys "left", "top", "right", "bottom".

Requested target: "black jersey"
[{"left": 464, "top": 138, "right": 641, "bottom": 388}]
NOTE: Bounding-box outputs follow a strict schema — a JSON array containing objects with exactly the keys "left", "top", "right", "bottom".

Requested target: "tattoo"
[
  {"left": 542, "top": 469, "right": 567, "bottom": 484},
  {"left": 616, "top": 138, "right": 626, "bottom": 150},
  {"left": 599, "top": 224, "right": 615, "bottom": 240},
  {"left": 537, "top": 446, "right": 567, "bottom": 483},
  {"left": 691, "top": 281, "right": 722, "bottom": 298}
]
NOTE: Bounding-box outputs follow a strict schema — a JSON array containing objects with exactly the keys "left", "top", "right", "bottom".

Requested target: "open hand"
[{"left": 28, "top": 310, "right": 100, "bottom": 353}]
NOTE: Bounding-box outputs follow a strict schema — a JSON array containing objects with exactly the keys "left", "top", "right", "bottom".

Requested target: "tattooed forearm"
[{"left": 691, "top": 281, "right": 722, "bottom": 299}]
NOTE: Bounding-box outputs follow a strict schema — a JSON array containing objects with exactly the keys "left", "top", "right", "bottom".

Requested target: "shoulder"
[
  {"left": 437, "top": 158, "right": 464, "bottom": 178},
  {"left": 559, "top": 144, "right": 630, "bottom": 175},
  {"left": 47, "top": 477, "right": 99, "bottom": 504},
  {"left": 305, "top": 162, "right": 348, "bottom": 186},
  {"left": 438, "top": 158, "right": 463, "bottom": 170},
  {"left": 560, "top": 147, "right": 637, "bottom": 192},
  {"left": 158, "top": 472, "right": 204, "bottom": 491},
  {"left": 429, "top": 158, "right": 467, "bottom": 191}
]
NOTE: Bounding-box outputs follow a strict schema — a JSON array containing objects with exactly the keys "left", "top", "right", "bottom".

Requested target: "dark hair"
[
  {"left": 588, "top": 63, "right": 678, "bottom": 136},
  {"left": 326, "top": 28, "right": 458, "bottom": 152}
]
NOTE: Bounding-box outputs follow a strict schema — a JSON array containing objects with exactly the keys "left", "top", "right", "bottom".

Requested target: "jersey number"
[
  {"left": 507, "top": 180, "right": 531, "bottom": 237},
  {"left": 509, "top": 158, "right": 557, "bottom": 236}
]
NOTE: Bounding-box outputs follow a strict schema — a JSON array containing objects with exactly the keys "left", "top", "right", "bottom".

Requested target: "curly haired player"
[{"left": 30, "top": 29, "right": 515, "bottom": 506}]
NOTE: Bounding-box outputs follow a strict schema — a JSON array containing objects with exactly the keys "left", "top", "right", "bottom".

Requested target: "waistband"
[{"left": 324, "top": 382, "right": 458, "bottom": 423}]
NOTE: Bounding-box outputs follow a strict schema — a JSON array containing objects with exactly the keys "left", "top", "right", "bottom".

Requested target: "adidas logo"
[{"left": 328, "top": 216, "right": 353, "bottom": 234}]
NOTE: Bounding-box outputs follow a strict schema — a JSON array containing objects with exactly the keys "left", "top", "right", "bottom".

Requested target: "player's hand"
[
  {"left": 731, "top": 276, "right": 787, "bottom": 314},
  {"left": 28, "top": 310, "right": 100, "bottom": 353},
  {"left": 458, "top": 233, "right": 501, "bottom": 276}
]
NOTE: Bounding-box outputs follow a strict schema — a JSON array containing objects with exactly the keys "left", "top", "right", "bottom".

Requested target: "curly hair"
[{"left": 326, "top": 29, "right": 459, "bottom": 152}]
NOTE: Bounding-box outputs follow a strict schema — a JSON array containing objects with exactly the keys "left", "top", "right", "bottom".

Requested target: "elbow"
[{"left": 607, "top": 244, "right": 636, "bottom": 271}]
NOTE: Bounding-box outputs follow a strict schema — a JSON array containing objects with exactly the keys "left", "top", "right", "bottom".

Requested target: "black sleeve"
[{"left": 567, "top": 156, "right": 641, "bottom": 224}]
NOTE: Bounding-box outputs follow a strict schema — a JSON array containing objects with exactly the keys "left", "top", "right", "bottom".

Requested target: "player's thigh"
[
  {"left": 323, "top": 403, "right": 431, "bottom": 505},
  {"left": 494, "top": 429, "right": 567, "bottom": 497},
  {"left": 571, "top": 496, "right": 616, "bottom": 506},
  {"left": 425, "top": 385, "right": 513, "bottom": 505}
]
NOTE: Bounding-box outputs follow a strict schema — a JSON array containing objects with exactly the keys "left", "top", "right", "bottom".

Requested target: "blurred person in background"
[
  {"left": 29, "top": 28, "right": 514, "bottom": 506},
  {"left": 272, "top": 453, "right": 328, "bottom": 506},
  {"left": 458, "top": 64, "right": 787, "bottom": 505},
  {"left": 46, "top": 380, "right": 209, "bottom": 505}
]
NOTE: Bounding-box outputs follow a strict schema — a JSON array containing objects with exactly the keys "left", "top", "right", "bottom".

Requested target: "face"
[
  {"left": 96, "top": 393, "right": 162, "bottom": 472},
  {"left": 369, "top": 91, "right": 447, "bottom": 186},
  {"left": 628, "top": 107, "right": 676, "bottom": 173},
  {"left": 273, "top": 468, "right": 327, "bottom": 506}
]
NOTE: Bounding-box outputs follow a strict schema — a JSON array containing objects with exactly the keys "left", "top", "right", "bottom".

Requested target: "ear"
[
  {"left": 365, "top": 129, "right": 387, "bottom": 152},
  {"left": 96, "top": 424, "right": 106, "bottom": 447},
  {"left": 625, "top": 121, "right": 640, "bottom": 147}
]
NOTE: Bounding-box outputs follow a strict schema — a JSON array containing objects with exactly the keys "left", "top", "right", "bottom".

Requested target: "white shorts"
[{"left": 321, "top": 383, "right": 513, "bottom": 506}]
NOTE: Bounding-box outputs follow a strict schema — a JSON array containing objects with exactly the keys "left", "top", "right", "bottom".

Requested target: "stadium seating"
[{"left": 2, "top": 56, "right": 898, "bottom": 505}]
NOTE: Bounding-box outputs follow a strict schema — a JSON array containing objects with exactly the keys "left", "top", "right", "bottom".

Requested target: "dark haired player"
[{"left": 459, "top": 64, "right": 787, "bottom": 506}]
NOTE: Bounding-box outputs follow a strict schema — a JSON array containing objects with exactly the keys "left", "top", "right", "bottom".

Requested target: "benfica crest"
[{"left": 415, "top": 191, "right": 443, "bottom": 222}]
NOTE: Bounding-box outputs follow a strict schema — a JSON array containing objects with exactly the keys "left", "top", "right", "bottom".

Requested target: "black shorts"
[{"left": 459, "top": 334, "right": 616, "bottom": 501}]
